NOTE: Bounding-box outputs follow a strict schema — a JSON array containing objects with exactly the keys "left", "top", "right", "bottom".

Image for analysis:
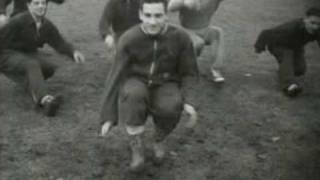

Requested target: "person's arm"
[
  {"left": 100, "top": 35, "right": 131, "bottom": 126},
  {"left": 0, "top": 15, "right": 23, "bottom": 50},
  {"left": 99, "top": 0, "right": 115, "bottom": 40},
  {"left": 254, "top": 29, "right": 271, "bottom": 53},
  {"left": 48, "top": 0, "right": 65, "bottom": 4},
  {"left": 167, "top": 0, "right": 185, "bottom": 12},
  {"left": 178, "top": 31, "right": 199, "bottom": 105},
  {"left": 168, "top": 0, "right": 201, "bottom": 11}
]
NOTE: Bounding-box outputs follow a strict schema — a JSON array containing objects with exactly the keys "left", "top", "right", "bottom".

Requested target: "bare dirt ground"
[{"left": 1, "top": 0, "right": 320, "bottom": 179}]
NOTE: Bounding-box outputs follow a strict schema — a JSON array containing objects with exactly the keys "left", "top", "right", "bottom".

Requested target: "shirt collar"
[
  {"left": 25, "top": 11, "right": 44, "bottom": 26},
  {"left": 140, "top": 23, "right": 168, "bottom": 38}
]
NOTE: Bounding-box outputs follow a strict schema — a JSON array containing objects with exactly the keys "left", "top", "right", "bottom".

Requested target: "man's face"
[
  {"left": 304, "top": 15, "right": 320, "bottom": 34},
  {"left": 139, "top": 2, "right": 167, "bottom": 35},
  {"left": 28, "top": 0, "right": 47, "bottom": 18}
]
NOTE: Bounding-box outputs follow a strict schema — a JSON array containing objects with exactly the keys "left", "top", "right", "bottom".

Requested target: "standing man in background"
[
  {"left": 98, "top": 0, "right": 140, "bottom": 50},
  {"left": 168, "top": 0, "right": 226, "bottom": 83}
]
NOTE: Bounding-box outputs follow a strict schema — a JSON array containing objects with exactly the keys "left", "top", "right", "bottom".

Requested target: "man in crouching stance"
[
  {"left": 100, "top": 0, "right": 198, "bottom": 172},
  {"left": 0, "top": 0, "right": 65, "bottom": 28},
  {"left": 0, "top": 0, "right": 85, "bottom": 116},
  {"left": 255, "top": 8, "right": 320, "bottom": 97}
]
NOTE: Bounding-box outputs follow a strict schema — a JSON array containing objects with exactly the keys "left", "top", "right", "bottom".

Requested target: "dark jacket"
[
  {"left": 0, "top": 11, "right": 74, "bottom": 58},
  {"left": 255, "top": 18, "right": 320, "bottom": 53},
  {"left": 98, "top": 0, "right": 140, "bottom": 40},
  {"left": 0, "top": 0, "right": 65, "bottom": 16},
  {"left": 100, "top": 24, "right": 199, "bottom": 124}
]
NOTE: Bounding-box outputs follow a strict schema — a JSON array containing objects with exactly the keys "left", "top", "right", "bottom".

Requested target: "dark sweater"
[
  {"left": 255, "top": 18, "right": 320, "bottom": 52},
  {"left": 100, "top": 24, "right": 199, "bottom": 124},
  {"left": 0, "top": 11, "right": 74, "bottom": 58}
]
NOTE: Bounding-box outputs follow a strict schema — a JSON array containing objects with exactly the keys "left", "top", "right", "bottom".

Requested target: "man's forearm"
[
  {"left": 168, "top": 0, "right": 185, "bottom": 11},
  {"left": 49, "top": 0, "right": 65, "bottom": 4},
  {"left": 181, "top": 75, "right": 198, "bottom": 106},
  {"left": 99, "top": 2, "right": 114, "bottom": 39}
]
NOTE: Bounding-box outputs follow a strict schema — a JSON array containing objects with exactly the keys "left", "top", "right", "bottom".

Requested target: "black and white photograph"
[{"left": 1, "top": 0, "right": 320, "bottom": 179}]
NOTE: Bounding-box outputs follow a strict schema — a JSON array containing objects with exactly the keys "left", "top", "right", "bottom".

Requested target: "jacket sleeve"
[
  {"left": 98, "top": 0, "right": 115, "bottom": 39},
  {"left": 0, "top": 15, "right": 23, "bottom": 51},
  {"left": 46, "top": 20, "right": 75, "bottom": 59},
  {"left": 178, "top": 31, "right": 199, "bottom": 105},
  {"left": 167, "top": 0, "right": 184, "bottom": 12},
  {"left": 254, "top": 29, "right": 271, "bottom": 53},
  {"left": 100, "top": 36, "right": 130, "bottom": 125}
]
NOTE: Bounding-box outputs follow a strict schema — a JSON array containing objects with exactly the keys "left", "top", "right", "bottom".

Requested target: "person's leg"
[
  {"left": 1, "top": 51, "right": 48, "bottom": 103},
  {"left": 36, "top": 56, "right": 57, "bottom": 80},
  {"left": 118, "top": 78, "right": 149, "bottom": 172},
  {"left": 184, "top": 28, "right": 205, "bottom": 56},
  {"left": 269, "top": 47, "right": 301, "bottom": 96},
  {"left": 1, "top": 51, "right": 61, "bottom": 116},
  {"left": 293, "top": 48, "right": 306, "bottom": 77},
  {"left": 203, "top": 26, "right": 225, "bottom": 82},
  {"left": 150, "top": 83, "right": 183, "bottom": 163}
]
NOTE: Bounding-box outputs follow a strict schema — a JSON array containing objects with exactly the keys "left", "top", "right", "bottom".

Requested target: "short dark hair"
[
  {"left": 139, "top": 0, "right": 168, "bottom": 11},
  {"left": 306, "top": 7, "right": 320, "bottom": 17}
]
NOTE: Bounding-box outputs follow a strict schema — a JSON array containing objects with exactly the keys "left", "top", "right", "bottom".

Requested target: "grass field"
[{"left": 1, "top": 0, "right": 320, "bottom": 179}]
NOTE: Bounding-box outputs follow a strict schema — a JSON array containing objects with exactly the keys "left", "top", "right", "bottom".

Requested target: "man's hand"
[
  {"left": 0, "top": 14, "right": 8, "bottom": 28},
  {"left": 104, "top": 35, "right": 115, "bottom": 49},
  {"left": 184, "top": 0, "right": 200, "bottom": 11},
  {"left": 73, "top": 50, "right": 85, "bottom": 63}
]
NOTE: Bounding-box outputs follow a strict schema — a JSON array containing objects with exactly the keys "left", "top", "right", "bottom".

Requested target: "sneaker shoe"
[
  {"left": 284, "top": 84, "right": 303, "bottom": 97},
  {"left": 211, "top": 69, "right": 225, "bottom": 83},
  {"left": 42, "top": 95, "right": 63, "bottom": 117}
]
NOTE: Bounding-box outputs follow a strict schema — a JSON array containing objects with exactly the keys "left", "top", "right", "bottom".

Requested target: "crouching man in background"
[
  {"left": 100, "top": 0, "right": 198, "bottom": 172},
  {"left": 0, "top": 0, "right": 65, "bottom": 28},
  {"left": 0, "top": 0, "right": 85, "bottom": 116},
  {"left": 255, "top": 8, "right": 320, "bottom": 97}
]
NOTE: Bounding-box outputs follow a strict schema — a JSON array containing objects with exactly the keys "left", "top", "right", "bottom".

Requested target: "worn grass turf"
[{"left": 1, "top": 0, "right": 320, "bottom": 179}]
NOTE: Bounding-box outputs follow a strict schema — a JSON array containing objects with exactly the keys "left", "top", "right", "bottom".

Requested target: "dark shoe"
[
  {"left": 42, "top": 95, "right": 63, "bottom": 117},
  {"left": 284, "top": 84, "right": 303, "bottom": 97}
]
